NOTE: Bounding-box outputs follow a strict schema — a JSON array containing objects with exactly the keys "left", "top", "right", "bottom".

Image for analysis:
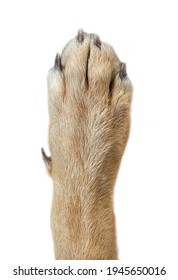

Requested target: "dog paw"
[{"left": 46, "top": 30, "right": 132, "bottom": 176}]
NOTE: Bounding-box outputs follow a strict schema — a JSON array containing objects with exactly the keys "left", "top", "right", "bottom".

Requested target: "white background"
[{"left": 0, "top": 0, "right": 178, "bottom": 279}]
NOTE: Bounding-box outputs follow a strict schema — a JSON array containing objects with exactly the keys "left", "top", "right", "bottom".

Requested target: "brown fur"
[{"left": 42, "top": 31, "right": 132, "bottom": 260}]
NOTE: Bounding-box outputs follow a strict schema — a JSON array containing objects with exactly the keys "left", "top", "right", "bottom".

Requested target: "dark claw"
[
  {"left": 54, "top": 53, "right": 62, "bottom": 70},
  {"left": 119, "top": 63, "right": 127, "bottom": 80},
  {"left": 94, "top": 35, "right": 101, "bottom": 49},
  {"left": 41, "top": 147, "right": 51, "bottom": 164},
  {"left": 77, "top": 29, "right": 84, "bottom": 43}
]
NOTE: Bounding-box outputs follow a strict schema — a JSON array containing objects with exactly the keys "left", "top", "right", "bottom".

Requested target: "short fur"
[{"left": 42, "top": 31, "right": 132, "bottom": 260}]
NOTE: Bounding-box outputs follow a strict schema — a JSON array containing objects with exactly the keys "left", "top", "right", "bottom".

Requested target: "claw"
[
  {"left": 119, "top": 63, "right": 127, "bottom": 80},
  {"left": 41, "top": 147, "right": 52, "bottom": 175},
  {"left": 41, "top": 147, "right": 51, "bottom": 164},
  {"left": 41, "top": 148, "right": 51, "bottom": 168},
  {"left": 94, "top": 35, "right": 101, "bottom": 49},
  {"left": 77, "top": 29, "right": 84, "bottom": 43},
  {"left": 54, "top": 53, "right": 62, "bottom": 70}
]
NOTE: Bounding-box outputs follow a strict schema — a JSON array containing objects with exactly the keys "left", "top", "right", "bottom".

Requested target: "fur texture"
[{"left": 42, "top": 31, "right": 132, "bottom": 260}]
